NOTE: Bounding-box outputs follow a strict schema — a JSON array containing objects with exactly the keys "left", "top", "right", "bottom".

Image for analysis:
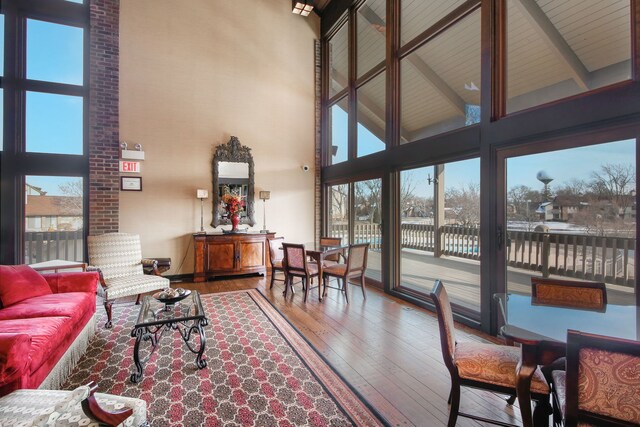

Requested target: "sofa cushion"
[
  {"left": 0, "top": 333, "right": 31, "bottom": 384},
  {"left": 0, "top": 292, "right": 96, "bottom": 324},
  {"left": 0, "top": 317, "right": 75, "bottom": 374},
  {"left": 0, "top": 265, "right": 52, "bottom": 307}
]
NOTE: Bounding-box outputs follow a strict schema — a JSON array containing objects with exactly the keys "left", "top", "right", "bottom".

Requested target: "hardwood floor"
[{"left": 175, "top": 274, "right": 528, "bottom": 427}]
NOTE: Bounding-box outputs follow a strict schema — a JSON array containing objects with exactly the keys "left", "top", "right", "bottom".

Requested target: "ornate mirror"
[{"left": 211, "top": 136, "right": 256, "bottom": 227}]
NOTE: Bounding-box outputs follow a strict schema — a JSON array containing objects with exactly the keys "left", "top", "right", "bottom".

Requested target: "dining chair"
[
  {"left": 267, "top": 237, "right": 286, "bottom": 289},
  {"left": 282, "top": 243, "right": 320, "bottom": 303},
  {"left": 431, "top": 280, "right": 550, "bottom": 427},
  {"left": 87, "top": 233, "right": 170, "bottom": 328},
  {"left": 319, "top": 236, "right": 344, "bottom": 267},
  {"left": 551, "top": 329, "right": 640, "bottom": 427},
  {"left": 531, "top": 277, "right": 607, "bottom": 310},
  {"left": 322, "top": 243, "right": 368, "bottom": 303}
]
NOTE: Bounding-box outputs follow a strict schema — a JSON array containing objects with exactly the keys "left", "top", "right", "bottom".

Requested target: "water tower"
[{"left": 536, "top": 170, "right": 553, "bottom": 201}]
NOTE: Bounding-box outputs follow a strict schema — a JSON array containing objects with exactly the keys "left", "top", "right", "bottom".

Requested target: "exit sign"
[{"left": 119, "top": 161, "right": 141, "bottom": 173}]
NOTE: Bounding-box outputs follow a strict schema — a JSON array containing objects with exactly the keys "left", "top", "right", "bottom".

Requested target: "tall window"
[
  {"left": 321, "top": 0, "right": 640, "bottom": 332},
  {"left": 0, "top": 0, "right": 88, "bottom": 265}
]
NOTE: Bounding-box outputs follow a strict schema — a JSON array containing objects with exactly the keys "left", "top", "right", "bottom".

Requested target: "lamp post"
[
  {"left": 196, "top": 189, "right": 209, "bottom": 233},
  {"left": 259, "top": 191, "right": 271, "bottom": 233}
]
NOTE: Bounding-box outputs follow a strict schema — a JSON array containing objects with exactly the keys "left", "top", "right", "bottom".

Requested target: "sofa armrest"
[
  {"left": 43, "top": 271, "right": 99, "bottom": 294},
  {"left": 0, "top": 333, "right": 31, "bottom": 384}
]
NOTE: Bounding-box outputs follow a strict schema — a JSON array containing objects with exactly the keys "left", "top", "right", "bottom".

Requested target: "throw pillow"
[{"left": 0, "top": 265, "right": 53, "bottom": 307}]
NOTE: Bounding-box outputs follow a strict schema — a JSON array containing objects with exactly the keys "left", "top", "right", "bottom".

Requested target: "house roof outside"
[{"left": 25, "top": 195, "right": 82, "bottom": 217}]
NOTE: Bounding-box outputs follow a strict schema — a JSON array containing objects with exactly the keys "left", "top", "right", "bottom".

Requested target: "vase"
[{"left": 230, "top": 213, "right": 240, "bottom": 232}]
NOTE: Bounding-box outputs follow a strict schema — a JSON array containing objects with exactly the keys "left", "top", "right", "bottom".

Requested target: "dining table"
[{"left": 494, "top": 292, "right": 640, "bottom": 427}]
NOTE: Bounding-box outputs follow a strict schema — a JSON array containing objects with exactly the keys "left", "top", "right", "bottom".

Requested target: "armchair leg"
[
  {"left": 270, "top": 269, "right": 275, "bottom": 289},
  {"left": 104, "top": 300, "right": 113, "bottom": 329},
  {"left": 303, "top": 277, "right": 309, "bottom": 303},
  {"left": 343, "top": 279, "right": 350, "bottom": 304},
  {"left": 360, "top": 273, "right": 367, "bottom": 300},
  {"left": 135, "top": 294, "right": 142, "bottom": 305}
]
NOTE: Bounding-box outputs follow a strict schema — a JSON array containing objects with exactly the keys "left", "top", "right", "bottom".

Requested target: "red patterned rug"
[{"left": 63, "top": 289, "right": 389, "bottom": 427}]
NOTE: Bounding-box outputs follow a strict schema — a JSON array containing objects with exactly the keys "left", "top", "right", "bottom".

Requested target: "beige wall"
[{"left": 119, "top": 0, "right": 320, "bottom": 275}]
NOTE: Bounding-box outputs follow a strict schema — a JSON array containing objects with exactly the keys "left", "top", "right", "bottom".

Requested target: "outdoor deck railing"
[
  {"left": 24, "top": 229, "right": 84, "bottom": 264},
  {"left": 330, "top": 223, "right": 635, "bottom": 288}
]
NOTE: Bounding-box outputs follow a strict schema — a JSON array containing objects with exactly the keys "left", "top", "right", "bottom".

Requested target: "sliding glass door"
[{"left": 503, "top": 138, "right": 637, "bottom": 305}]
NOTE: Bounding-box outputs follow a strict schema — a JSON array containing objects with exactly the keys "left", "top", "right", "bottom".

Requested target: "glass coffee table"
[{"left": 130, "top": 290, "right": 208, "bottom": 383}]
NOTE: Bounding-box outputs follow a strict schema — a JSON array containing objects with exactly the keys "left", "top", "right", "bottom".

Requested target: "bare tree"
[
  {"left": 355, "top": 180, "right": 381, "bottom": 223},
  {"left": 445, "top": 183, "right": 480, "bottom": 226},
  {"left": 589, "top": 163, "right": 635, "bottom": 211},
  {"left": 330, "top": 184, "right": 349, "bottom": 222}
]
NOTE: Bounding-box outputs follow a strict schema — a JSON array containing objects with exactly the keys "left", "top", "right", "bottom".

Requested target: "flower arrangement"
[{"left": 222, "top": 192, "right": 244, "bottom": 217}]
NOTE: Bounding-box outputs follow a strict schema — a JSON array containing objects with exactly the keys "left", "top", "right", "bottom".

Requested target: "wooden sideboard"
[{"left": 193, "top": 232, "right": 275, "bottom": 282}]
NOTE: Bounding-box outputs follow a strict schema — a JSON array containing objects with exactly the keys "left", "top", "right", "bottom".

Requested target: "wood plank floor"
[{"left": 175, "top": 274, "right": 529, "bottom": 427}]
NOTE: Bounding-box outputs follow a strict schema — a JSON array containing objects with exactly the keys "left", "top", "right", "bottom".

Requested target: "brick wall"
[
  {"left": 314, "top": 39, "right": 322, "bottom": 243},
  {"left": 89, "top": 0, "right": 120, "bottom": 235}
]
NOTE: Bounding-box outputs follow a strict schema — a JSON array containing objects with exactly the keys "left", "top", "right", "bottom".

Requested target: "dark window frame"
[
  {"left": 320, "top": 0, "right": 640, "bottom": 333},
  {"left": 0, "top": 0, "right": 89, "bottom": 264}
]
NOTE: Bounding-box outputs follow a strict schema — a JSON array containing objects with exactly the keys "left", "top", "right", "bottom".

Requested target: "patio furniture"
[
  {"left": 268, "top": 237, "right": 287, "bottom": 289},
  {"left": 552, "top": 330, "right": 640, "bottom": 427},
  {"left": 88, "top": 233, "right": 170, "bottom": 328},
  {"left": 432, "top": 281, "right": 550, "bottom": 427},
  {"left": 322, "top": 243, "right": 369, "bottom": 303},
  {"left": 282, "top": 243, "right": 320, "bottom": 302}
]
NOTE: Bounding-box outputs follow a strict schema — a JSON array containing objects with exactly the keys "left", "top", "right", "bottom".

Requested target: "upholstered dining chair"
[
  {"left": 319, "top": 236, "right": 344, "bottom": 267},
  {"left": 88, "top": 233, "right": 169, "bottom": 328},
  {"left": 531, "top": 277, "right": 607, "bottom": 310},
  {"left": 551, "top": 330, "right": 640, "bottom": 427},
  {"left": 268, "top": 237, "right": 286, "bottom": 289},
  {"left": 282, "top": 243, "right": 320, "bottom": 303},
  {"left": 322, "top": 243, "right": 369, "bottom": 303},
  {"left": 431, "top": 280, "right": 550, "bottom": 427}
]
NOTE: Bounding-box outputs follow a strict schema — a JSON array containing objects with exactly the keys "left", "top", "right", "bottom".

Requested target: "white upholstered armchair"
[{"left": 88, "top": 233, "right": 169, "bottom": 328}]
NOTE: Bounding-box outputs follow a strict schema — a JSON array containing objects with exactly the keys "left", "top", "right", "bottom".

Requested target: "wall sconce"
[
  {"left": 427, "top": 173, "right": 438, "bottom": 185},
  {"left": 331, "top": 145, "right": 338, "bottom": 156},
  {"left": 197, "top": 189, "right": 209, "bottom": 233},
  {"left": 292, "top": 0, "right": 314, "bottom": 16},
  {"left": 259, "top": 191, "right": 271, "bottom": 233}
]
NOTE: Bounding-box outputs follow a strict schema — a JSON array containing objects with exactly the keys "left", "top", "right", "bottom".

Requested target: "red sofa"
[{"left": 0, "top": 265, "right": 98, "bottom": 396}]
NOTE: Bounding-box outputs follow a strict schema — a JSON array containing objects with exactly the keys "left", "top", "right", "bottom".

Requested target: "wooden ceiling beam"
[
  {"left": 359, "top": 5, "right": 467, "bottom": 116},
  {"left": 513, "top": 0, "right": 590, "bottom": 90}
]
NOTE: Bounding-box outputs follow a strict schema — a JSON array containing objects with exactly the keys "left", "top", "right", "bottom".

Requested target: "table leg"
[{"left": 130, "top": 326, "right": 150, "bottom": 383}]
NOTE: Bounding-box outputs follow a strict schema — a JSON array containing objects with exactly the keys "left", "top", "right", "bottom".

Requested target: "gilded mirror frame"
[{"left": 211, "top": 136, "right": 256, "bottom": 227}]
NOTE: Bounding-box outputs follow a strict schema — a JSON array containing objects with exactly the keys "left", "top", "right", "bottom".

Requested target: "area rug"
[{"left": 63, "top": 289, "right": 389, "bottom": 427}]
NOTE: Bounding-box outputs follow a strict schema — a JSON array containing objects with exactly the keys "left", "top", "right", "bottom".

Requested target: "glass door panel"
[
  {"left": 24, "top": 176, "right": 84, "bottom": 264},
  {"left": 505, "top": 139, "right": 636, "bottom": 305},
  {"left": 328, "top": 184, "right": 349, "bottom": 243},
  {"left": 354, "top": 178, "right": 382, "bottom": 282},
  {"left": 400, "top": 158, "right": 481, "bottom": 313}
]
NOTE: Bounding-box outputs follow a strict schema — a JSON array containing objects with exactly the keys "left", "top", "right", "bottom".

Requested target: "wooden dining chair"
[
  {"left": 531, "top": 277, "right": 607, "bottom": 310},
  {"left": 431, "top": 280, "right": 550, "bottom": 427},
  {"left": 267, "top": 237, "right": 286, "bottom": 289},
  {"left": 282, "top": 243, "right": 320, "bottom": 303},
  {"left": 551, "top": 330, "right": 640, "bottom": 427},
  {"left": 322, "top": 243, "right": 369, "bottom": 303},
  {"left": 319, "top": 236, "right": 344, "bottom": 267}
]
